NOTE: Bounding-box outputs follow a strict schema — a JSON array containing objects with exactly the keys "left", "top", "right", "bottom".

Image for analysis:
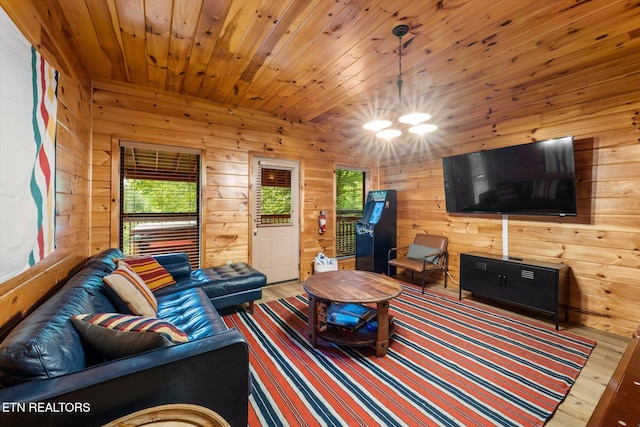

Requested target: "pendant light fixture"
[{"left": 363, "top": 24, "right": 437, "bottom": 140}]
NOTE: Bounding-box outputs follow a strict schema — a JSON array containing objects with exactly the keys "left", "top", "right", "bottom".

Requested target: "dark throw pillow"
[{"left": 71, "top": 313, "right": 188, "bottom": 360}]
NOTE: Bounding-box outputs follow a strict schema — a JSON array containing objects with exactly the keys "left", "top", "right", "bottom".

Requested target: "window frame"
[
  {"left": 255, "top": 165, "right": 294, "bottom": 227},
  {"left": 335, "top": 166, "right": 368, "bottom": 257},
  {"left": 118, "top": 141, "right": 202, "bottom": 268}
]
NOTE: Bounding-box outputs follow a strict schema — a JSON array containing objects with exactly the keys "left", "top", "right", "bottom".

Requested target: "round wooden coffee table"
[{"left": 303, "top": 270, "right": 402, "bottom": 357}]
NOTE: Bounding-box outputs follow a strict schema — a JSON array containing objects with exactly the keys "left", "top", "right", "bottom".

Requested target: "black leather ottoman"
[{"left": 189, "top": 262, "right": 267, "bottom": 312}]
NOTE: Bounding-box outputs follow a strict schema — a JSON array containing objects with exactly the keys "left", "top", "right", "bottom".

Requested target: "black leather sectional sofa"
[{"left": 0, "top": 248, "right": 264, "bottom": 426}]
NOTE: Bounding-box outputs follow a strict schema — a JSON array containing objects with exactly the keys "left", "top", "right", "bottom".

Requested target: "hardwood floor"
[{"left": 257, "top": 278, "right": 630, "bottom": 426}]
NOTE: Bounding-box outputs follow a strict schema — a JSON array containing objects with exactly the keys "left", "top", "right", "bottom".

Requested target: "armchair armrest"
[
  {"left": 420, "top": 249, "right": 445, "bottom": 258},
  {"left": 420, "top": 250, "right": 447, "bottom": 267},
  {"left": 388, "top": 245, "right": 411, "bottom": 260}
]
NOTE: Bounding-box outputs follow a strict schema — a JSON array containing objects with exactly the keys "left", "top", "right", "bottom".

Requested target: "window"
[
  {"left": 119, "top": 144, "right": 201, "bottom": 268},
  {"left": 336, "top": 168, "right": 365, "bottom": 257},
  {"left": 256, "top": 166, "right": 293, "bottom": 225}
]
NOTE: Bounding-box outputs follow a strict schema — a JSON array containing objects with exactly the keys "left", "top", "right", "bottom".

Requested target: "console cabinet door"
[
  {"left": 502, "top": 265, "right": 557, "bottom": 312},
  {"left": 460, "top": 254, "right": 503, "bottom": 299}
]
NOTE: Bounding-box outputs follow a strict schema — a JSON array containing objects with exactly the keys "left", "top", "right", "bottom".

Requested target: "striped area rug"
[{"left": 224, "top": 285, "right": 596, "bottom": 426}]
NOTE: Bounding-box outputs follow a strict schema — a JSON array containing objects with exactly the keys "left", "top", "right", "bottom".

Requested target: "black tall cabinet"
[{"left": 355, "top": 190, "right": 397, "bottom": 274}]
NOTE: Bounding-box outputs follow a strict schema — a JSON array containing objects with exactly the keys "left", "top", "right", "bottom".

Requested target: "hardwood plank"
[
  {"left": 227, "top": 0, "right": 325, "bottom": 106},
  {"left": 83, "top": 0, "right": 129, "bottom": 80},
  {"left": 165, "top": 0, "right": 203, "bottom": 93},
  {"left": 213, "top": 0, "right": 291, "bottom": 103},
  {"left": 181, "top": 0, "right": 232, "bottom": 95},
  {"left": 143, "top": 0, "right": 172, "bottom": 90},
  {"left": 197, "top": 0, "right": 262, "bottom": 99},
  {"left": 116, "top": 0, "right": 148, "bottom": 85},
  {"left": 252, "top": 0, "right": 377, "bottom": 115}
]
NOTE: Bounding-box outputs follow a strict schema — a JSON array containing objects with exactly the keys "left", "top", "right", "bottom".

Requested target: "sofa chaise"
[{"left": 151, "top": 252, "right": 267, "bottom": 313}]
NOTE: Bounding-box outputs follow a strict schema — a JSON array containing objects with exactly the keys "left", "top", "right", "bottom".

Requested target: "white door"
[{"left": 252, "top": 157, "right": 300, "bottom": 284}]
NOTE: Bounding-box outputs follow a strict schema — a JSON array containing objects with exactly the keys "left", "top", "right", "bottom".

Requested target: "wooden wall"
[
  {"left": 91, "top": 81, "right": 377, "bottom": 283},
  {"left": 0, "top": 1, "right": 92, "bottom": 331},
  {"left": 2, "top": 0, "right": 638, "bottom": 340},
  {"left": 380, "top": 86, "right": 640, "bottom": 338}
]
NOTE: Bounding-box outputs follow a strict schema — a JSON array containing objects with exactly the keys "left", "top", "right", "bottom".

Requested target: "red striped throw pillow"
[
  {"left": 103, "top": 262, "right": 158, "bottom": 317},
  {"left": 71, "top": 313, "right": 188, "bottom": 360},
  {"left": 119, "top": 256, "right": 176, "bottom": 291}
]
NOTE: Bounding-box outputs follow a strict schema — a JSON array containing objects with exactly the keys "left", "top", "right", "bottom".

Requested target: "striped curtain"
[{"left": 1, "top": 9, "right": 59, "bottom": 282}]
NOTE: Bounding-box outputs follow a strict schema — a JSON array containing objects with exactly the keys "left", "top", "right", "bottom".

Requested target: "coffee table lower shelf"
[
  {"left": 317, "top": 320, "right": 395, "bottom": 348},
  {"left": 308, "top": 297, "right": 395, "bottom": 356}
]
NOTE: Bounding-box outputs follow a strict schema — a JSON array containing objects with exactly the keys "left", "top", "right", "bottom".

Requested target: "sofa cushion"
[
  {"left": 153, "top": 252, "right": 192, "bottom": 279},
  {"left": 119, "top": 256, "right": 176, "bottom": 291},
  {"left": 71, "top": 313, "right": 188, "bottom": 360},
  {"left": 83, "top": 247, "right": 124, "bottom": 272},
  {"left": 0, "top": 287, "right": 97, "bottom": 387},
  {"left": 157, "top": 288, "right": 228, "bottom": 341},
  {"left": 103, "top": 262, "right": 158, "bottom": 317}
]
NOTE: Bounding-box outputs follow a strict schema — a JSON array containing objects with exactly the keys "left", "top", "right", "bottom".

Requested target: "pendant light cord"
[{"left": 396, "top": 32, "right": 404, "bottom": 105}]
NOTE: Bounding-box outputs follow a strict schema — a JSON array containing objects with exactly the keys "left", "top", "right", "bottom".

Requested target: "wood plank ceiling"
[{"left": 49, "top": 0, "right": 640, "bottom": 136}]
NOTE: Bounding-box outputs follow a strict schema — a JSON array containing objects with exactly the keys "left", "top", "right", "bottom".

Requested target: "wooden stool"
[{"left": 103, "top": 404, "right": 230, "bottom": 427}]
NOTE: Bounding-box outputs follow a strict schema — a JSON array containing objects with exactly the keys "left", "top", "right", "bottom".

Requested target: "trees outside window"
[
  {"left": 256, "top": 167, "right": 292, "bottom": 225},
  {"left": 119, "top": 145, "right": 201, "bottom": 267},
  {"left": 336, "top": 169, "right": 365, "bottom": 256}
]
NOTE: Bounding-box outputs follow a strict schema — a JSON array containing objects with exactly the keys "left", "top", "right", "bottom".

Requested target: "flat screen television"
[{"left": 442, "top": 136, "right": 577, "bottom": 216}]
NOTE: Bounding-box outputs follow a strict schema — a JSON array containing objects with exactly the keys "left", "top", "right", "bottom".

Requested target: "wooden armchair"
[{"left": 387, "top": 234, "right": 449, "bottom": 293}]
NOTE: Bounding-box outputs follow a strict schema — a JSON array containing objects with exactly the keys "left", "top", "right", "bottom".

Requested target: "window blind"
[
  {"left": 119, "top": 145, "right": 201, "bottom": 267},
  {"left": 256, "top": 165, "right": 293, "bottom": 226}
]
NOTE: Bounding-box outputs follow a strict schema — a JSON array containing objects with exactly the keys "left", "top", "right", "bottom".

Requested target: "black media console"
[{"left": 459, "top": 252, "right": 569, "bottom": 329}]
